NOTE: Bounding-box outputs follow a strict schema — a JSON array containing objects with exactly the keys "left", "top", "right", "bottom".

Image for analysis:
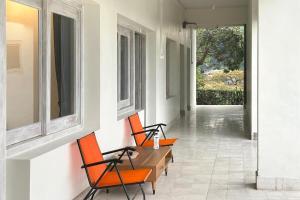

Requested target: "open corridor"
[
  {"left": 77, "top": 106, "right": 300, "bottom": 200},
  {"left": 3, "top": 0, "right": 300, "bottom": 199}
]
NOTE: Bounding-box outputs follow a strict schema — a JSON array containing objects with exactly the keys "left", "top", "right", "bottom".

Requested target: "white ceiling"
[{"left": 178, "top": 0, "right": 248, "bottom": 9}]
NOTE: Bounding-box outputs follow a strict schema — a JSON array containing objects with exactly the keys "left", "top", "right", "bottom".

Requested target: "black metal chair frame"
[
  {"left": 129, "top": 122, "right": 168, "bottom": 147},
  {"left": 77, "top": 143, "right": 147, "bottom": 200},
  {"left": 128, "top": 120, "right": 174, "bottom": 163}
]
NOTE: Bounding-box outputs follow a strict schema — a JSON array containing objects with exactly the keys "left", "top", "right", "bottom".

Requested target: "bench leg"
[{"left": 151, "top": 182, "right": 156, "bottom": 195}]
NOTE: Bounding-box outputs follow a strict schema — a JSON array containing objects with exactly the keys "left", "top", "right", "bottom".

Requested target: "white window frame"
[
  {"left": 117, "top": 25, "right": 133, "bottom": 111},
  {"left": 46, "top": 0, "right": 82, "bottom": 135},
  {"left": 117, "top": 24, "right": 146, "bottom": 119},
  {"left": 6, "top": 0, "right": 43, "bottom": 146},
  {"left": 6, "top": 0, "right": 82, "bottom": 146}
]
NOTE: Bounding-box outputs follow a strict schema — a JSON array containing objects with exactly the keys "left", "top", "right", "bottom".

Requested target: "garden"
[{"left": 196, "top": 26, "right": 245, "bottom": 105}]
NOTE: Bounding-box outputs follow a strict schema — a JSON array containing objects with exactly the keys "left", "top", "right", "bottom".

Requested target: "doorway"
[{"left": 196, "top": 26, "right": 246, "bottom": 105}]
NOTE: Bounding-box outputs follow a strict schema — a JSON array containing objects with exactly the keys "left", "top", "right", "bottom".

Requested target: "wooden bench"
[{"left": 118, "top": 146, "right": 173, "bottom": 194}]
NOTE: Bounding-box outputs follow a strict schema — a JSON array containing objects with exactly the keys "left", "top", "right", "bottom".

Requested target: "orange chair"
[
  {"left": 128, "top": 113, "right": 177, "bottom": 151},
  {"left": 77, "top": 132, "right": 152, "bottom": 200}
]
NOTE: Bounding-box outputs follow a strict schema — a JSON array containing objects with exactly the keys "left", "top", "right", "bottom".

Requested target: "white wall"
[
  {"left": 185, "top": 6, "right": 248, "bottom": 28},
  {"left": 6, "top": 0, "right": 191, "bottom": 199},
  {"left": 97, "top": 0, "right": 190, "bottom": 150},
  {"left": 7, "top": 2, "right": 101, "bottom": 199},
  {"left": 257, "top": 0, "right": 300, "bottom": 190},
  {"left": 155, "top": 0, "right": 191, "bottom": 125}
]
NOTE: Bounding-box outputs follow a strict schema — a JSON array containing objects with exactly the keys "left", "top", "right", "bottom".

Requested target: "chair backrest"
[
  {"left": 128, "top": 113, "right": 147, "bottom": 146},
  {"left": 77, "top": 133, "right": 106, "bottom": 185}
]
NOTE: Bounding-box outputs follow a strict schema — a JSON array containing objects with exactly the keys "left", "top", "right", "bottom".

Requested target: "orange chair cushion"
[
  {"left": 128, "top": 113, "right": 147, "bottom": 146},
  {"left": 142, "top": 138, "right": 177, "bottom": 147},
  {"left": 97, "top": 169, "right": 152, "bottom": 188}
]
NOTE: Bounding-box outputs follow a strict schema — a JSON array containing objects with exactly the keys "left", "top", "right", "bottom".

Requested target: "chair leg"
[
  {"left": 139, "top": 184, "right": 146, "bottom": 200},
  {"left": 83, "top": 188, "right": 95, "bottom": 200},
  {"left": 90, "top": 190, "right": 97, "bottom": 200},
  {"left": 121, "top": 184, "right": 130, "bottom": 200},
  {"left": 115, "top": 163, "right": 131, "bottom": 200},
  {"left": 106, "top": 189, "right": 109, "bottom": 193},
  {"left": 172, "top": 155, "right": 174, "bottom": 163}
]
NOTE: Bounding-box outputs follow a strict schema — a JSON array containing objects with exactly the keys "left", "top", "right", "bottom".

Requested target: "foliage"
[
  {"left": 196, "top": 26, "right": 245, "bottom": 105},
  {"left": 197, "top": 90, "right": 244, "bottom": 105},
  {"left": 198, "top": 70, "right": 244, "bottom": 91},
  {"left": 196, "top": 67, "right": 205, "bottom": 89},
  {"left": 197, "top": 26, "right": 245, "bottom": 71}
]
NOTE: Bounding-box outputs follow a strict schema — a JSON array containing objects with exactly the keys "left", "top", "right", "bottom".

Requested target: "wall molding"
[{"left": 257, "top": 176, "right": 300, "bottom": 191}]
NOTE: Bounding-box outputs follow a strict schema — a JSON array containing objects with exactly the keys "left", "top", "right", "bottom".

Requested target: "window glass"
[
  {"left": 135, "top": 33, "right": 145, "bottom": 110},
  {"left": 120, "top": 35, "right": 129, "bottom": 101},
  {"left": 6, "top": 0, "right": 39, "bottom": 130},
  {"left": 51, "top": 13, "right": 75, "bottom": 119}
]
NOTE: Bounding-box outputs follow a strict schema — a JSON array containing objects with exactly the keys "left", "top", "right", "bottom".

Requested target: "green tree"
[{"left": 197, "top": 26, "right": 245, "bottom": 71}]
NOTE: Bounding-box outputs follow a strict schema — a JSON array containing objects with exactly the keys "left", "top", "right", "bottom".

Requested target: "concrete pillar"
[
  {"left": 251, "top": 0, "right": 258, "bottom": 140},
  {"left": 0, "top": 1, "right": 6, "bottom": 199},
  {"left": 247, "top": 0, "right": 258, "bottom": 140},
  {"left": 257, "top": 0, "right": 300, "bottom": 191},
  {"left": 189, "top": 29, "right": 197, "bottom": 110}
]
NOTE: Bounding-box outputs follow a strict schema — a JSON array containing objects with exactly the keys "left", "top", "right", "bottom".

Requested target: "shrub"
[{"left": 197, "top": 89, "right": 244, "bottom": 105}]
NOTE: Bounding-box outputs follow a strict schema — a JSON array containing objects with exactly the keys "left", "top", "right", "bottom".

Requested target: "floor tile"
[{"left": 75, "top": 106, "right": 300, "bottom": 200}]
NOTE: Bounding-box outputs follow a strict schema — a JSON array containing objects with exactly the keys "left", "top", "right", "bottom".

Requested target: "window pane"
[
  {"left": 135, "top": 33, "right": 145, "bottom": 110},
  {"left": 6, "top": 0, "right": 39, "bottom": 130},
  {"left": 120, "top": 35, "right": 129, "bottom": 100},
  {"left": 51, "top": 13, "right": 75, "bottom": 119}
]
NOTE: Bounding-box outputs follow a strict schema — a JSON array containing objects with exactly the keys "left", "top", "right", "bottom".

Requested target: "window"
[
  {"left": 117, "top": 25, "right": 145, "bottom": 117},
  {"left": 117, "top": 26, "right": 133, "bottom": 112},
  {"left": 6, "top": 0, "right": 82, "bottom": 145},
  {"left": 134, "top": 33, "right": 146, "bottom": 110},
  {"left": 51, "top": 13, "right": 76, "bottom": 120},
  {"left": 166, "top": 38, "right": 177, "bottom": 99}
]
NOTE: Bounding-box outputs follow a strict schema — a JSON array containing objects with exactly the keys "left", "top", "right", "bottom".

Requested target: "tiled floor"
[{"left": 78, "top": 106, "right": 300, "bottom": 200}]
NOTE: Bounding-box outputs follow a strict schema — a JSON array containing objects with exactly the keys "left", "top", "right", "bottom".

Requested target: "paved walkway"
[{"left": 79, "top": 106, "right": 300, "bottom": 200}]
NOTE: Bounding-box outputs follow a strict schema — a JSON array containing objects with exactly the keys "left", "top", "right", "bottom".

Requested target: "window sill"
[
  {"left": 117, "top": 108, "right": 143, "bottom": 121},
  {"left": 6, "top": 124, "right": 85, "bottom": 159},
  {"left": 166, "top": 95, "right": 176, "bottom": 100}
]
